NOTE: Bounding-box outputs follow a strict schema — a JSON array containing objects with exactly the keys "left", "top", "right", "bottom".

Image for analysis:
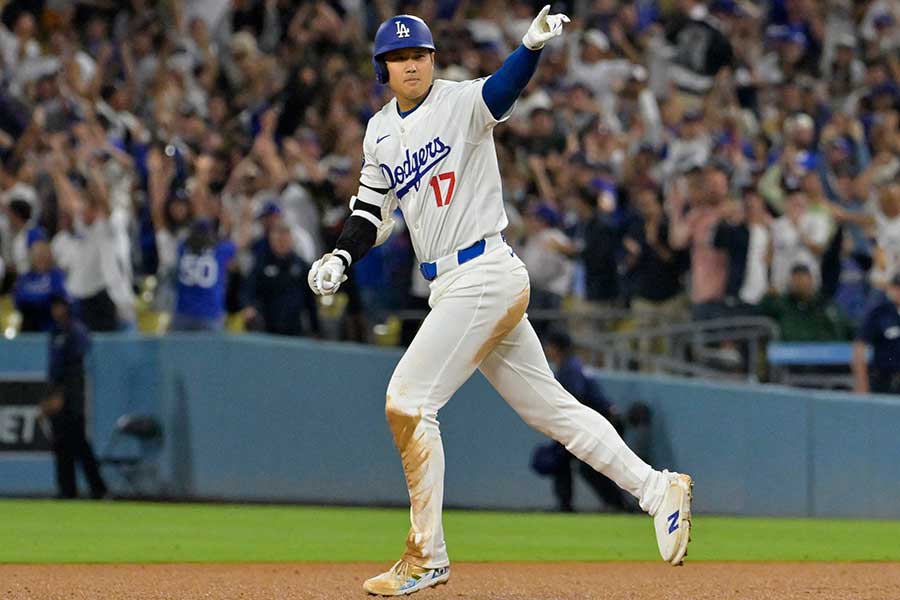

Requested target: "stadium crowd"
[{"left": 0, "top": 0, "right": 898, "bottom": 353}]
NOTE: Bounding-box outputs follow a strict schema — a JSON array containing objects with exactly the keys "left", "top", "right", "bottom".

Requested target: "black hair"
[
  {"left": 545, "top": 328, "right": 573, "bottom": 353},
  {"left": 790, "top": 263, "right": 812, "bottom": 275},
  {"left": 185, "top": 220, "right": 216, "bottom": 253},
  {"left": 8, "top": 198, "right": 32, "bottom": 222},
  {"left": 627, "top": 402, "right": 652, "bottom": 427}
]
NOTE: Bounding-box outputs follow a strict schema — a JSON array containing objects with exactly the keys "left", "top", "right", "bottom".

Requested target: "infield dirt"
[{"left": 3, "top": 562, "right": 898, "bottom": 599}]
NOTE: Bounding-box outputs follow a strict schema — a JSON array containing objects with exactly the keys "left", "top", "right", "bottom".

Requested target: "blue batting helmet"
[{"left": 372, "top": 15, "right": 435, "bottom": 84}]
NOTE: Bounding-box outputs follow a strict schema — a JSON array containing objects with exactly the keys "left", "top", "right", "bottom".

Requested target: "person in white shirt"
[
  {"left": 770, "top": 190, "right": 831, "bottom": 293},
  {"left": 661, "top": 109, "right": 712, "bottom": 181},
  {"left": 3, "top": 197, "right": 44, "bottom": 276},
  {"left": 0, "top": 13, "right": 41, "bottom": 87},
  {"left": 49, "top": 152, "right": 128, "bottom": 331},
  {"left": 870, "top": 182, "right": 900, "bottom": 288},
  {"left": 739, "top": 190, "right": 772, "bottom": 306},
  {"left": 566, "top": 29, "right": 634, "bottom": 105},
  {"left": 518, "top": 203, "right": 574, "bottom": 311}
]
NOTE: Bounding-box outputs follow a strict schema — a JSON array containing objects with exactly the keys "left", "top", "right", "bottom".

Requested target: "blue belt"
[{"left": 419, "top": 238, "right": 487, "bottom": 282}]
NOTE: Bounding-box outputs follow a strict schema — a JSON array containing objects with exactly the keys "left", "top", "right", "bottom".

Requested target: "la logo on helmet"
[{"left": 395, "top": 21, "right": 411, "bottom": 38}]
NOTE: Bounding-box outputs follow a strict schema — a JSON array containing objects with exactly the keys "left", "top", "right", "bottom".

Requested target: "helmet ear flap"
[{"left": 373, "top": 58, "right": 389, "bottom": 84}]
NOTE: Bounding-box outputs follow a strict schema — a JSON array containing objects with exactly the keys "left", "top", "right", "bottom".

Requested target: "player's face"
[{"left": 384, "top": 48, "right": 434, "bottom": 106}]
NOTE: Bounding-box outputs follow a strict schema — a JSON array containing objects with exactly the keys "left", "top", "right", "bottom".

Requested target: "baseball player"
[{"left": 308, "top": 7, "right": 693, "bottom": 596}]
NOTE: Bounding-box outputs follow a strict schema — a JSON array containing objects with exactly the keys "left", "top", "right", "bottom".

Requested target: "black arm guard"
[{"left": 335, "top": 215, "right": 377, "bottom": 265}]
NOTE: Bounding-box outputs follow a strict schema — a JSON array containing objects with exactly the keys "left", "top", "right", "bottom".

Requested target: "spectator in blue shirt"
[
  {"left": 171, "top": 220, "right": 237, "bottom": 332},
  {"left": 853, "top": 272, "right": 900, "bottom": 394},
  {"left": 13, "top": 240, "right": 66, "bottom": 332}
]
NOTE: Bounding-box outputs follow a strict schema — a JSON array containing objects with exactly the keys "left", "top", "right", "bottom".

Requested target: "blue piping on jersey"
[
  {"left": 482, "top": 44, "right": 542, "bottom": 120},
  {"left": 397, "top": 84, "right": 434, "bottom": 118}
]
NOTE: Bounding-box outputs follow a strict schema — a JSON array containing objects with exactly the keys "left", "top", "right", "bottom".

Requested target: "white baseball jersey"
[
  {"left": 351, "top": 72, "right": 672, "bottom": 577},
  {"left": 359, "top": 79, "right": 510, "bottom": 264}
]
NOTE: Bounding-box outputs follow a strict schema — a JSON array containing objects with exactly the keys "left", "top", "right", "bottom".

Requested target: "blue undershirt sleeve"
[{"left": 481, "top": 44, "right": 542, "bottom": 120}]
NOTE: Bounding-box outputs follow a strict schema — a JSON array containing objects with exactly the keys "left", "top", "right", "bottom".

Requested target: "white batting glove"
[
  {"left": 308, "top": 253, "right": 348, "bottom": 296},
  {"left": 522, "top": 4, "right": 571, "bottom": 50}
]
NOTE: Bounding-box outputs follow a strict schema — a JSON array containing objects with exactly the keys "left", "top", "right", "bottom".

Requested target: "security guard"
[
  {"left": 853, "top": 272, "right": 900, "bottom": 394},
  {"left": 543, "top": 330, "right": 629, "bottom": 512},
  {"left": 242, "top": 222, "right": 320, "bottom": 337},
  {"left": 43, "top": 294, "right": 108, "bottom": 499}
]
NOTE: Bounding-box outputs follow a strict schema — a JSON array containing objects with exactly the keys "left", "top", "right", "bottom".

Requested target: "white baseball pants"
[{"left": 385, "top": 243, "right": 668, "bottom": 568}]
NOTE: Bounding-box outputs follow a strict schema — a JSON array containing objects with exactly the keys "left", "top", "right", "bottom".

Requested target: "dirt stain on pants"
[
  {"left": 385, "top": 400, "right": 432, "bottom": 563},
  {"left": 472, "top": 284, "right": 530, "bottom": 367}
]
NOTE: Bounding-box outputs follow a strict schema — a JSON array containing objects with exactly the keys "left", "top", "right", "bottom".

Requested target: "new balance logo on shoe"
[{"left": 667, "top": 510, "right": 680, "bottom": 534}]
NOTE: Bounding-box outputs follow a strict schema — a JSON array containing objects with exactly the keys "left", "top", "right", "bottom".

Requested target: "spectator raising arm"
[
  {"left": 666, "top": 179, "right": 691, "bottom": 250},
  {"left": 48, "top": 149, "right": 84, "bottom": 218}
]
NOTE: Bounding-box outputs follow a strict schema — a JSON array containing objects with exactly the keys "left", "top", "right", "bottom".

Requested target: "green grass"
[{"left": 2, "top": 500, "right": 899, "bottom": 563}]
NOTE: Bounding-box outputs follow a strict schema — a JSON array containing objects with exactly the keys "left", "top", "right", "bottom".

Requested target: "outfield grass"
[{"left": 3, "top": 499, "right": 899, "bottom": 563}]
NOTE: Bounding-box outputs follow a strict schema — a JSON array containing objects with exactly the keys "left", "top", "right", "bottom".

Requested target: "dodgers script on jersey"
[{"left": 359, "top": 79, "right": 511, "bottom": 264}]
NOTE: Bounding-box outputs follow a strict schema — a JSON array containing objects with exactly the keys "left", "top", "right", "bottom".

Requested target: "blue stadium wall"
[{"left": 1, "top": 334, "right": 898, "bottom": 518}]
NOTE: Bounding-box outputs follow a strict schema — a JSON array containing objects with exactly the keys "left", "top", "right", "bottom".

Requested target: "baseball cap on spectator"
[
  {"left": 684, "top": 162, "right": 705, "bottom": 176},
  {"left": 531, "top": 203, "right": 559, "bottom": 227},
  {"left": 637, "top": 141, "right": 657, "bottom": 156},
  {"left": 591, "top": 178, "right": 617, "bottom": 199},
  {"left": 230, "top": 32, "right": 258, "bottom": 60},
  {"left": 17, "top": 57, "right": 62, "bottom": 85},
  {"left": 786, "top": 30, "right": 808, "bottom": 48},
  {"left": 474, "top": 40, "right": 502, "bottom": 54},
  {"left": 784, "top": 113, "right": 814, "bottom": 135},
  {"left": 567, "top": 82, "right": 594, "bottom": 96},
  {"left": 583, "top": 30, "right": 610, "bottom": 52},
  {"left": 705, "top": 157, "right": 732, "bottom": 177},
  {"left": 257, "top": 200, "right": 282, "bottom": 220},
  {"left": 766, "top": 25, "right": 791, "bottom": 42},
  {"left": 871, "top": 82, "right": 900, "bottom": 100},
  {"left": 682, "top": 108, "right": 704, "bottom": 123},
  {"left": 629, "top": 65, "right": 648, "bottom": 83},
  {"left": 836, "top": 33, "right": 857, "bottom": 49},
  {"left": 873, "top": 12, "right": 895, "bottom": 29},
  {"left": 767, "top": 25, "right": 807, "bottom": 48},
  {"left": 710, "top": 0, "right": 741, "bottom": 16},
  {"left": 826, "top": 137, "right": 851, "bottom": 154}
]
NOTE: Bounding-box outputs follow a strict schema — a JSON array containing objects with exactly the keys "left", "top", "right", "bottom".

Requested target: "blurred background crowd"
[{"left": 0, "top": 0, "right": 898, "bottom": 356}]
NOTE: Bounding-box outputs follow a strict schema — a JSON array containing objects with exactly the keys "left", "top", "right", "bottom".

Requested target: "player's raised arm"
[{"left": 481, "top": 5, "right": 570, "bottom": 120}]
